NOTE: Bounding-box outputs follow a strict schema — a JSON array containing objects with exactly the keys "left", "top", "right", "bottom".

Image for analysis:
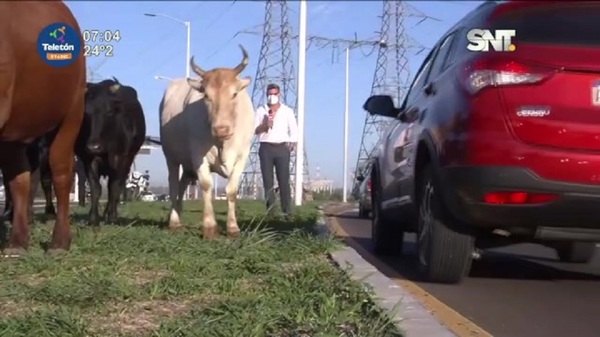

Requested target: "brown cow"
[{"left": 0, "top": 2, "right": 86, "bottom": 256}]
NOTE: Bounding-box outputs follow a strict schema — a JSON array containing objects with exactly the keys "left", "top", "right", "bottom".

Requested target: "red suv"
[{"left": 364, "top": 0, "right": 600, "bottom": 284}]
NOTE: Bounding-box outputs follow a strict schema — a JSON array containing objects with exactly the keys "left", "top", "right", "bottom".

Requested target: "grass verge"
[{"left": 0, "top": 200, "right": 402, "bottom": 337}]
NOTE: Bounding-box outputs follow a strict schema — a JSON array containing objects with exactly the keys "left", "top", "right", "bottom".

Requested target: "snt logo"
[
  {"left": 37, "top": 22, "right": 81, "bottom": 67},
  {"left": 467, "top": 29, "right": 516, "bottom": 52}
]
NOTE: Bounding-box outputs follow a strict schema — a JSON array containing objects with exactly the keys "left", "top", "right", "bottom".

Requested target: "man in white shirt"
[{"left": 254, "top": 83, "right": 298, "bottom": 216}]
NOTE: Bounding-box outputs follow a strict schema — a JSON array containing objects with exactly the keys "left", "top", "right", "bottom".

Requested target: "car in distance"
[
  {"left": 365, "top": 0, "right": 600, "bottom": 284},
  {"left": 141, "top": 192, "right": 156, "bottom": 202},
  {"left": 356, "top": 167, "right": 373, "bottom": 218}
]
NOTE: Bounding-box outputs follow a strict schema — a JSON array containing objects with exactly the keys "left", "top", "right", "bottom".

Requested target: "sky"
[{"left": 65, "top": 0, "right": 483, "bottom": 187}]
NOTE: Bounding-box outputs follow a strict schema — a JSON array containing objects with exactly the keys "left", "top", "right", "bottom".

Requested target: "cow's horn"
[
  {"left": 190, "top": 56, "right": 205, "bottom": 77},
  {"left": 109, "top": 83, "right": 120, "bottom": 93},
  {"left": 233, "top": 45, "right": 249, "bottom": 75},
  {"left": 112, "top": 76, "right": 120, "bottom": 84}
]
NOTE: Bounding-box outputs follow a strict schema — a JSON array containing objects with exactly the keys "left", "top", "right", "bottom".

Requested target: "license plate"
[{"left": 593, "top": 81, "right": 600, "bottom": 106}]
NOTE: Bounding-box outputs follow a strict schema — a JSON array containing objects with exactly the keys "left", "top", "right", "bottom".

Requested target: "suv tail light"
[
  {"left": 483, "top": 191, "right": 558, "bottom": 205},
  {"left": 367, "top": 178, "right": 372, "bottom": 192},
  {"left": 461, "top": 57, "right": 555, "bottom": 95}
]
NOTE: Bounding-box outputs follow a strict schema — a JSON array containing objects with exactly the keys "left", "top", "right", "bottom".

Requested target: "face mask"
[{"left": 267, "top": 94, "right": 279, "bottom": 105}]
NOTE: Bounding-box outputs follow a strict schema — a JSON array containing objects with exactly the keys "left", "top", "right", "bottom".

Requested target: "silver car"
[{"left": 356, "top": 174, "right": 372, "bottom": 218}]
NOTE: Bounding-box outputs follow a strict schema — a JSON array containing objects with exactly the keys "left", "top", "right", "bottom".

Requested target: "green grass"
[{"left": 0, "top": 200, "right": 402, "bottom": 337}]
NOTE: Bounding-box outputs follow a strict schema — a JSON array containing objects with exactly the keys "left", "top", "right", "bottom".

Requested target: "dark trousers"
[{"left": 259, "top": 142, "right": 291, "bottom": 214}]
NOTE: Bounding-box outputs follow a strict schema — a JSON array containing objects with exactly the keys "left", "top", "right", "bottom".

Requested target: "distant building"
[
  {"left": 307, "top": 165, "right": 334, "bottom": 193},
  {"left": 308, "top": 179, "right": 334, "bottom": 193}
]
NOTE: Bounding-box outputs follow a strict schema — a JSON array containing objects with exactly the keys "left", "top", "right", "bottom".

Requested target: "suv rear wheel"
[
  {"left": 417, "top": 165, "right": 474, "bottom": 284},
  {"left": 371, "top": 170, "right": 404, "bottom": 256},
  {"left": 555, "top": 242, "right": 596, "bottom": 263}
]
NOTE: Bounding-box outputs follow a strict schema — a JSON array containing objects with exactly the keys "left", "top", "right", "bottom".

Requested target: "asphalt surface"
[{"left": 328, "top": 204, "right": 600, "bottom": 337}]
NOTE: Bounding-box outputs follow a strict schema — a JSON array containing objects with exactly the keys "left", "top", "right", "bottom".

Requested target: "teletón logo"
[{"left": 37, "top": 22, "right": 82, "bottom": 67}]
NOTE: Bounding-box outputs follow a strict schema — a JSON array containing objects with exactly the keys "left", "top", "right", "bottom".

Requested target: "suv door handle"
[{"left": 424, "top": 83, "right": 436, "bottom": 96}]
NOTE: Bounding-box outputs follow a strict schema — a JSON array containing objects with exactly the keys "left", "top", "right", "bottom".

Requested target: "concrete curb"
[{"left": 314, "top": 206, "right": 457, "bottom": 337}]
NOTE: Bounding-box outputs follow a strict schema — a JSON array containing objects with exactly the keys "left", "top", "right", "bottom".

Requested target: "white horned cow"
[{"left": 159, "top": 45, "right": 254, "bottom": 239}]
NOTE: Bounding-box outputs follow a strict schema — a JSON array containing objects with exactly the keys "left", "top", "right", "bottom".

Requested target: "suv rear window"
[{"left": 491, "top": 4, "right": 600, "bottom": 47}]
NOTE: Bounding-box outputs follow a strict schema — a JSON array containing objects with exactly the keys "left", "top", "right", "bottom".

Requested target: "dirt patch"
[
  {"left": 87, "top": 299, "right": 203, "bottom": 336},
  {"left": 130, "top": 270, "right": 169, "bottom": 286},
  {"left": 0, "top": 300, "right": 54, "bottom": 318},
  {"left": 15, "top": 273, "right": 48, "bottom": 287}
]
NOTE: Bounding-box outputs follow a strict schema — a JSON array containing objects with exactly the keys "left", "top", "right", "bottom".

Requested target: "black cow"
[
  {"left": 2, "top": 134, "right": 88, "bottom": 224},
  {"left": 79, "top": 78, "right": 146, "bottom": 226},
  {"left": 2, "top": 135, "right": 53, "bottom": 223},
  {"left": 2, "top": 78, "right": 145, "bottom": 227}
]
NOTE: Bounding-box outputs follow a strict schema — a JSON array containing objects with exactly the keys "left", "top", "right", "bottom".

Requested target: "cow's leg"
[
  {"left": 41, "top": 167, "right": 55, "bottom": 216},
  {"left": 77, "top": 160, "right": 86, "bottom": 207},
  {"left": 47, "top": 100, "right": 84, "bottom": 253},
  {"left": 28, "top": 157, "right": 41, "bottom": 224},
  {"left": 1, "top": 142, "right": 31, "bottom": 256},
  {"left": 87, "top": 160, "right": 102, "bottom": 227},
  {"left": 105, "top": 173, "right": 123, "bottom": 224},
  {"left": 197, "top": 162, "right": 217, "bottom": 239},
  {"left": 36, "top": 137, "right": 55, "bottom": 216},
  {"left": 178, "top": 173, "right": 191, "bottom": 211},
  {"left": 224, "top": 159, "right": 247, "bottom": 238},
  {"left": 166, "top": 161, "right": 183, "bottom": 229},
  {"left": 120, "top": 183, "right": 127, "bottom": 204},
  {"left": 119, "top": 178, "right": 128, "bottom": 204}
]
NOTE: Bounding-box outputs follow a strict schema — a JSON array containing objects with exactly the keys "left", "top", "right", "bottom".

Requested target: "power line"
[{"left": 202, "top": 1, "right": 237, "bottom": 31}]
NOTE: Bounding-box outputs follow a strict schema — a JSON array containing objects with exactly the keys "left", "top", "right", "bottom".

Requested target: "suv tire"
[
  {"left": 371, "top": 169, "right": 404, "bottom": 256},
  {"left": 555, "top": 242, "right": 596, "bottom": 263},
  {"left": 417, "top": 165, "right": 474, "bottom": 284}
]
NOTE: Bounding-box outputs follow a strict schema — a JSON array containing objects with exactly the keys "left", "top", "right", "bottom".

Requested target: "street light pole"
[
  {"left": 185, "top": 21, "right": 191, "bottom": 78},
  {"left": 343, "top": 47, "right": 350, "bottom": 203},
  {"left": 294, "top": 0, "right": 307, "bottom": 206},
  {"left": 154, "top": 75, "right": 174, "bottom": 81}
]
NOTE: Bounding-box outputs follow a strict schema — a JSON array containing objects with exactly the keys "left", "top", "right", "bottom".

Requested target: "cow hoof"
[
  {"left": 202, "top": 226, "right": 218, "bottom": 240},
  {"left": 227, "top": 227, "right": 241, "bottom": 238},
  {"left": 2, "top": 247, "right": 27, "bottom": 258},
  {"left": 46, "top": 248, "right": 68, "bottom": 257},
  {"left": 168, "top": 224, "right": 184, "bottom": 232}
]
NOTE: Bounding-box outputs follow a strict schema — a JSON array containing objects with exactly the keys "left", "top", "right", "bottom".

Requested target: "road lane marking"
[{"left": 328, "top": 209, "right": 493, "bottom": 337}]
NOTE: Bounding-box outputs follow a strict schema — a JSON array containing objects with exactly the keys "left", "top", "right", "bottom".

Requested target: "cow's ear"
[
  {"left": 187, "top": 78, "right": 204, "bottom": 92},
  {"left": 238, "top": 76, "right": 252, "bottom": 91}
]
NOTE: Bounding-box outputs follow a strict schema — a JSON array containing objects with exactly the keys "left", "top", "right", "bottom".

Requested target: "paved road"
[{"left": 326, "top": 203, "right": 600, "bottom": 337}]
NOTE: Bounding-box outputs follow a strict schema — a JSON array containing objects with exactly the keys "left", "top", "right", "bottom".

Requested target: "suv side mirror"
[{"left": 363, "top": 95, "right": 399, "bottom": 118}]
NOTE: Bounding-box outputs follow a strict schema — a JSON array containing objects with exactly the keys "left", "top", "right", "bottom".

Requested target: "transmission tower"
[
  {"left": 351, "top": 1, "right": 430, "bottom": 196},
  {"left": 86, "top": 66, "right": 103, "bottom": 82},
  {"left": 239, "top": 0, "right": 311, "bottom": 200}
]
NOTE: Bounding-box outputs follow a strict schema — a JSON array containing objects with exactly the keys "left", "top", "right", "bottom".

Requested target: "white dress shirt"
[{"left": 254, "top": 103, "right": 298, "bottom": 143}]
